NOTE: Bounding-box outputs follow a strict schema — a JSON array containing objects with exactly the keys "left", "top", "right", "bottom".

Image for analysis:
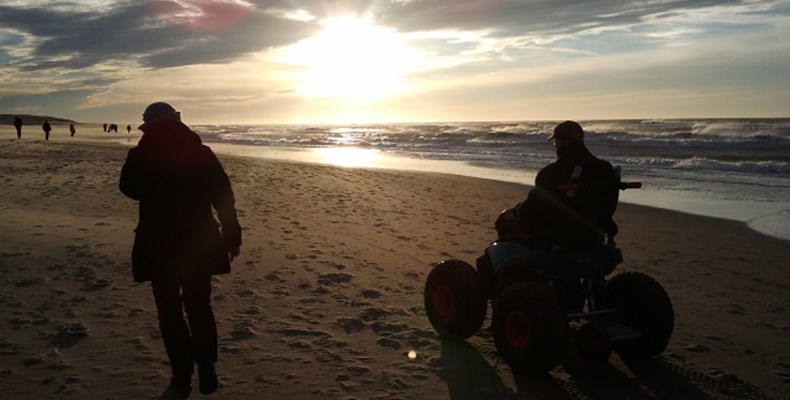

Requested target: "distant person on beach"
[
  {"left": 69, "top": 123, "right": 76, "bottom": 137},
  {"left": 126, "top": 124, "right": 131, "bottom": 134},
  {"left": 506, "top": 121, "right": 619, "bottom": 250},
  {"left": 13, "top": 116, "right": 22, "bottom": 139},
  {"left": 42, "top": 120, "right": 51, "bottom": 141},
  {"left": 103, "top": 123, "right": 107, "bottom": 132},
  {"left": 108, "top": 123, "right": 118, "bottom": 133},
  {"left": 119, "top": 102, "right": 241, "bottom": 396}
]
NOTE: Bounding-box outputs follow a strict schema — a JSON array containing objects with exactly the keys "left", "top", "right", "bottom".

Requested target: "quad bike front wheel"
[
  {"left": 492, "top": 281, "right": 569, "bottom": 373},
  {"left": 576, "top": 322, "right": 612, "bottom": 364},
  {"left": 424, "top": 260, "right": 487, "bottom": 339},
  {"left": 605, "top": 271, "right": 674, "bottom": 359}
]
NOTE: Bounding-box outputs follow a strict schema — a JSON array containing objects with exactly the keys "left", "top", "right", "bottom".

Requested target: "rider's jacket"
[{"left": 516, "top": 141, "right": 619, "bottom": 251}]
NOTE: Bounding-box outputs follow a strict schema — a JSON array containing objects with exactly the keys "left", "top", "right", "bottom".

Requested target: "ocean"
[{"left": 189, "top": 119, "right": 790, "bottom": 241}]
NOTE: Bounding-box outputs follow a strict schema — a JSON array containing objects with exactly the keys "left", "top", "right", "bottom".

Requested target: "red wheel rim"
[
  {"left": 505, "top": 310, "right": 529, "bottom": 349},
  {"left": 434, "top": 284, "right": 454, "bottom": 318}
]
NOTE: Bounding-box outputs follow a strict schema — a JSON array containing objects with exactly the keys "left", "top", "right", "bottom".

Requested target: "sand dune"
[{"left": 0, "top": 136, "right": 788, "bottom": 399}]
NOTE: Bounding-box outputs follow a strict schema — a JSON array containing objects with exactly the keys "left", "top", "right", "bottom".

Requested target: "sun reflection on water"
[{"left": 313, "top": 147, "right": 381, "bottom": 168}]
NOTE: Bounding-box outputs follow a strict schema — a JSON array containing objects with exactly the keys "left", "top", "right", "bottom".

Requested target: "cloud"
[
  {"left": 376, "top": 0, "right": 755, "bottom": 38},
  {"left": 0, "top": 88, "right": 97, "bottom": 114},
  {"left": 0, "top": 1, "right": 319, "bottom": 71},
  {"left": 0, "top": 0, "right": 787, "bottom": 122},
  {"left": 143, "top": 10, "right": 320, "bottom": 68},
  {"left": 1, "top": 0, "right": 780, "bottom": 73}
]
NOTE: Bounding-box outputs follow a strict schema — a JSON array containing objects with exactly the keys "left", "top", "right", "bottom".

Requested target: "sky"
[{"left": 1, "top": 0, "right": 789, "bottom": 124}]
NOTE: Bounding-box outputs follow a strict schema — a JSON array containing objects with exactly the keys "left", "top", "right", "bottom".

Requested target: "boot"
[
  {"left": 169, "top": 375, "right": 192, "bottom": 396},
  {"left": 197, "top": 360, "right": 218, "bottom": 394}
]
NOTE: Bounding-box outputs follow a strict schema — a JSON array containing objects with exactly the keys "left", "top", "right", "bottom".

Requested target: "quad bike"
[{"left": 424, "top": 179, "right": 674, "bottom": 373}]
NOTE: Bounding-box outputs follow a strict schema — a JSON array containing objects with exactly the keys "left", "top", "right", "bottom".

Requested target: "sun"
[{"left": 279, "top": 15, "right": 415, "bottom": 99}]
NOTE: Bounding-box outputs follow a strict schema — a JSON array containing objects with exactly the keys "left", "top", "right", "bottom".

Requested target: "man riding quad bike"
[{"left": 424, "top": 162, "right": 674, "bottom": 373}]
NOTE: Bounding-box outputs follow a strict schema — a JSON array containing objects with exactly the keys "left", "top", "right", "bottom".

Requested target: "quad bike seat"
[{"left": 485, "top": 241, "right": 622, "bottom": 280}]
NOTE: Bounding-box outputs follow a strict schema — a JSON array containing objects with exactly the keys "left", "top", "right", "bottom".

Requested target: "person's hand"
[{"left": 229, "top": 245, "right": 240, "bottom": 261}]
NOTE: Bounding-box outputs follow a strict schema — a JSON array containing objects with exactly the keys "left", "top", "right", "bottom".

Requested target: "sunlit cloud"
[
  {"left": 267, "top": 8, "right": 317, "bottom": 22},
  {"left": 146, "top": 0, "right": 256, "bottom": 32}
]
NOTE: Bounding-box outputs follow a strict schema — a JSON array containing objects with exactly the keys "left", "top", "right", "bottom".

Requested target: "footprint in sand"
[
  {"left": 235, "top": 288, "right": 259, "bottom": 298},
  {"left": 360, "top": 289, "right": 381, "bottom": 299},
  {"left": 277, "top": 328, "right": 332, "bottom": 352},
  {"left": 0, "top": 339, "right": 19, "bottom": 355},
  {"left": 405, "top": 328, "right": 436, "bottom": 349},
  {"left": 404, "top": 270, "right": 421, "bottom": 280},
  {"left": 317, "top": 273, "right": 353, "bottom": 285},
  {"left": 683, "top": 343, "right": 711, "bottom": 353},
  {"left": 49, "top": 323, "right": 89, "bottom": 348},
  {"left": 398, "top": 283, "right": 417, "bottom": 293},
  {"left": 336, "top": 317, "right": 366, "bottom": 333},
  {"left": 376, "top": 337, "right": 401, "bottom": 349},
  {"left": 370, "top": 321, "right": 409, "bottom": 335},
  {"left": 23, "top": 356, "right": 45, "bottom": 367},
  {"left": 13, "top": 277, "right": 45, "bottom": 287},
  {"left": 263, "top": 271, "right": 286, "bottom": 283},
  {"left": 125, "top": 337, "right": 149, "bottom": 351},
  {"left": 723, "top": 304, "right": 746, "bottom": 315},
  {"left": 128, "top": 307, "right": 145, "bottom": 318},
  {"left": 358, "top": 307, "right": 389, "bottom": 322},
  {"left": 82, "top": 278, "right": 111, "bottom": 291},
  {"left": 230, "top": 319, "right": 257, "bottom": 341}
]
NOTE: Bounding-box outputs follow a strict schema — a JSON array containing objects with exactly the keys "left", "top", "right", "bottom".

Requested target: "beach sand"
[{"left": 1, "top": 131, "right": 789, "bottom": 399}]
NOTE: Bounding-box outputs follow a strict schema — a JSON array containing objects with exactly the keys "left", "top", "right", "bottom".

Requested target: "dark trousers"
[{"left": 151, "top": 276, "right": 217, "bottom": 379}]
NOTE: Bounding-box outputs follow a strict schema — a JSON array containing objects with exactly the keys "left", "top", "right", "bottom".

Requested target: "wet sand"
[{"left": 0, "top": 134, "right": 788, "bottom": 399}]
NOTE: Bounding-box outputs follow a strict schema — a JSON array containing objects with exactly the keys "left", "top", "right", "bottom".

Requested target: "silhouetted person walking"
[
  {"left": 127, "top": 124, "right": 132, "bottom": 134},
  {"left": 69, "top": 123, "right": 76, "bottom": 137},
  {"left": 42, "top": 120, "right": 51, "bottom": 141},
  {"left": 13, "top": 116, "right": 23, "bottom": 139},
  {"left": 119, "top": 102, "right": 242, "bottom": 396}
]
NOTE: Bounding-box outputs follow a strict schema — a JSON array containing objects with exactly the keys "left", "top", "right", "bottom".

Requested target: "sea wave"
[
  {"left": 623, "top": 156, "right": 790, "bottom": 176},
  {"left": 192, "top": 118, "right": 790, "bottom": 179}
]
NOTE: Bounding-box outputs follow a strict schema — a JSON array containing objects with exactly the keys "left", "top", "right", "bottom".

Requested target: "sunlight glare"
[
  {"left": 313, "top": 147, "right": 381, "bottom": 168},
  {"left": 280, "top": 15, "right": 415, "bottom": 99}
]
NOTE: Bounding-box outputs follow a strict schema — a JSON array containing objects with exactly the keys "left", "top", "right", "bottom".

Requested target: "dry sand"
[{"left": 0, "top": 130, "right": 788, "bottom": 400}]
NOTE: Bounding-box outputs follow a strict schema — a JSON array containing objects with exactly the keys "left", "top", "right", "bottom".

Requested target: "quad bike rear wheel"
[
  {"left": 605, "top": 271, "right": 674, "bottom": 359},
  {"left": 424, "top": 260, "right": 487, "bottom": 339},
  {"left": 492, "top": 281, "right": 569, "bottom": 373}
]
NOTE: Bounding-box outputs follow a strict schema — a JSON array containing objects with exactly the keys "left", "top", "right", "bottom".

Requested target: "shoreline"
[
  {"left": 5, "top": 124, "right": 787, "bottom": 241},
  {"left": 187, "top": 141, "right": 790, "bottom": 242}
]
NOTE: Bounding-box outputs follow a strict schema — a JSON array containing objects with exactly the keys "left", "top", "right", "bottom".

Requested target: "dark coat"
[
  {"left": 119, "top": 120, "right": 241, "bottom": 282},
  {"left": 517, "top": 141, "right": 618, "bottom": 250}
]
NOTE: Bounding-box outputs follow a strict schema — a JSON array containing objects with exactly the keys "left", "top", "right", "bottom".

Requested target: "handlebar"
[
  {"left": 621, "top": 182, "right": 642, "bottom": 189},
  {"left": 558, "top": 182, "right": 642, "bottom": 192}
]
